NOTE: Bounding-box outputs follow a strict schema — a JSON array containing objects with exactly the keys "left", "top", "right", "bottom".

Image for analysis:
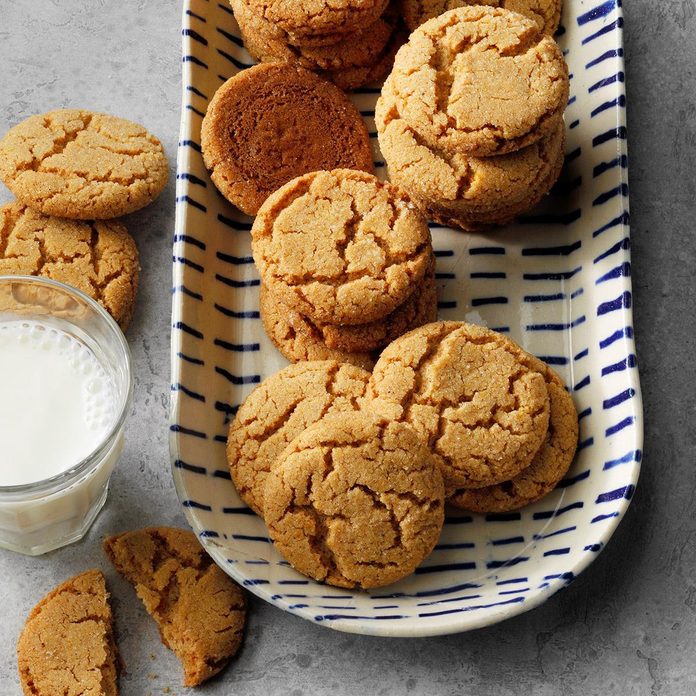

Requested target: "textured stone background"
[{"left": 0, "top": 1, "right": 694, "bottom": 694}]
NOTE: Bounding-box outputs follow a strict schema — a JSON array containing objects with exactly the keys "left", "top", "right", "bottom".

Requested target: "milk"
[{"left": 0, "top": 321, "right": 117, "bottom": 485}]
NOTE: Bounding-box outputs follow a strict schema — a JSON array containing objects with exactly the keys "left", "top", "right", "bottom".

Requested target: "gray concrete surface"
[{"left": 0, "top": 1, "right": 693, "bottom": 694}]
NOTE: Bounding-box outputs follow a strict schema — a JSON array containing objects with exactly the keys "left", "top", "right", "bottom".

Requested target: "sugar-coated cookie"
[
  {"left": 366, "top": 321, "right": 551, "bottom": 490},
  {"left": 0, "top": 203, "right": 139, "bottom": 329},
  {"left": 264, "top": 413, "right": 445, "bottom": 588},
  {"left": 251, "top": 169, "right": 432, "bottom": 326},
  {"left": 227, "top": 360, "right": 371, "bottom": 515},
  {"left": 0, "top": 110, "right": 168, "bottom": 219},
  {"left": 103, "top": 527, "right": 246, "bottom": 687},
  {"left": 201, "top": 65, "right": 374, "bottom": 215},
  {"left": 17, "top": 570, "right": 118, "bottom": 696}
]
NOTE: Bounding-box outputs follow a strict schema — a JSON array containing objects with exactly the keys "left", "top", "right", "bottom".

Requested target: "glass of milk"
[{"left": 0, "top": 276, "right": 132, "bottom": 555}]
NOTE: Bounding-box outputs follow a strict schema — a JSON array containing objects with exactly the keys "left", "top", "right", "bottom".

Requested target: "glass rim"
[{"left": 0, "top": 275, "right": 133, "bottom": 497}]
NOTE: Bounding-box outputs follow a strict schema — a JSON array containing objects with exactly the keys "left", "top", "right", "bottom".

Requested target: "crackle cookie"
[
  {"left": 227, "top": 360, "right": 371, "bottom": 515},
  {"left": 0, "top": 203, "right": 139, "bottom": 329},
  {"left": 0, "top": 110, "right": 168, "bottom": 219},
  {"left": 448, "top": 358, "right": 578, "bottom": 511},
  {"left": 103, "top": 527, "right": 246, "bottom": 687},
  {"left": 389, "top": 7, "right": 569, "bottom": 156},
  {"left": 264, "top": 413, "right": 445, "bottom": 588},
  {"left": 376, "top": 80, "right": 566, "bottom": 230},
  {"left": 251, "top": 169, "right": 432, "bottom": 326},
  {"left": 365, "top": 321, "right": 551, "bottom": 490},
  {"left": 260, "top": 284, "right": 376, "bottom": 369},
  {"left": 201, "top": 65, "right": 373, "bottom": 216},
  {"left": 17, "top": 570, "right": 119, "bottom": 696},
  {"left": 244, "top": 0, "right": 390, "bottom": 45},
  {"left": 401, "top": 0, "right": 561, "bottom": 35}
]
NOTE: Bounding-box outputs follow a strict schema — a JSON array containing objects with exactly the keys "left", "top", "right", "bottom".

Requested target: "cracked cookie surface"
[
  {"left": 103, "top": 527, "right": 246, "bottom": 687},
  {"left": 449, "top": 357, "right": 578, "bottom": 512},
  {"left": 389, "top": 7, "right": 569, "bottom": 155},
  {"left": 400, "top": 0, "right": 561, "bottom": 36},
  {"left": 227, "top": 360, "right": 372, "bottom": 515},
  {"left": 0, "top": 110, "right": 168, "bottom": 219},
  {"left": 17, "top": 569, "right": 118, "bottom": 696},
  {"left": 201, "top": 65, "right": 373, "bottom": 216},
  {"left": 365, "top": 321, "right": 550, "bottom": 489},
  {"left": 0, "top": 203, "right": 139, "bottom": 329},
  {"left": 251, "top": 169, "right": 432, "bottom": 326},
  {"left": 264, "top": 413, "right": 445, "bottom": 588},
  {"left": 376, "top": 78, "right": 566, "bottom": 230}
]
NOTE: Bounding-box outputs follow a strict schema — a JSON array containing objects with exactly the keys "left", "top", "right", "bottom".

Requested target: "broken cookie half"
[{"left": 103, "top": 526, "right": 247, "bottom": 687}]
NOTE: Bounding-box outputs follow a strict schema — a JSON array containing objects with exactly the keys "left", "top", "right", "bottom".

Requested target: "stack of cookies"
[
  {"left": 0, "top": 109, "right": 169, "bottom": 329},
  {"left": 230, "top": 0, "right": 406, "bottom": 90},
  {"left": 251, "top": 168, "right": 437, "bottom": 369},
  {"left": 376, "top": 6, "right": 570, "bottom": 231}
]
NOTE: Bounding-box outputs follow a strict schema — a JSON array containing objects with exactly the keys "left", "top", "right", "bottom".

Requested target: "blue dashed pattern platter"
[{"left": 170, "top": 0, "right": 642, "bottom": 636}]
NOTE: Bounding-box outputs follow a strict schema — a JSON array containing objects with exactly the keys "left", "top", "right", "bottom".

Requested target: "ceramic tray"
[{"left": 170, "top": 0, "right": 642, "bottom": 636}]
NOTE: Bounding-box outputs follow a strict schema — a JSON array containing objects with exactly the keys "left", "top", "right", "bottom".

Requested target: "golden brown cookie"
[
  {"left": 251, "top": 169, "right": 432, "bottom": 326},
  {"left": 245, "top": 0, "right": 390, "bottom": 44},
  {"left": 201, "top": 65, "right": 374, "bottom": 216},
  {"left": 227, "top": 360, "right": 371, "bottom": 515},
  {"left": 264, "top": 413, "right": 445, "bottom": 588},
  {"left": 448, "top": 359, "right": 578, "bottom": 512},
  {"left": 103, "top": 527, "right": 246, "bottom": 687},
  {"left": 17, "top": 570, "right": 118, "bottom": 696},
  {"left": 376, "top": 78, "right": 566, "bottom": 230},
  {"left": 389, "top": 7, "right": 569, "bottom": 156},
  {"left": 260, "top": 284, "right": 376, "bottom": 370},
  {"left": 365, "top": 321, "right": 551, "bottom": 490},
  {"left": 400, "top": 0, "right": 562, "bottom": 35},
  {"left": 0, "top": 110, "right": 168, "bottom": 220},
  {"left": 0, "top": 203, "right": 139, "bottom": 329}
]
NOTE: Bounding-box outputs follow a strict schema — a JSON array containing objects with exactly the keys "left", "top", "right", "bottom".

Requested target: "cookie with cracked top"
[
  {"left": 103, "top": 527, "right": 247, "bottom": 687},
  {"left": 264, "top": 412, "right": 445, "bottom": 588},
  {"left": 0, "top": 202, "right": 139, "bottom": 329},
  {"left": 0, "top": 109, "right": 168, "bottom": 219},
  {"left": 365, "top": 321, "right": 551, "bottom": 490},
  {"left": 251, "top": 169, "right": 433, "bottom": 326}
]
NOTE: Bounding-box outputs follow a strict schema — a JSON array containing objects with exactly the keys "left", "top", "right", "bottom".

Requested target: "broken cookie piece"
[{"left": 103, "top": 527, "right": 246, "bottom": 687}]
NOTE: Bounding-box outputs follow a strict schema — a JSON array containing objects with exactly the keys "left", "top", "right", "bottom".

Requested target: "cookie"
[
  {"left": 376, "top": 79, "right": 566, "bottom": 230},
  {"left": 389, "top": 7, "right": 569, "bottom": 156},
  {"left": 260, "top": 284, "right": 376, "bottom": 370},
  {"left": 245, "top": 0, "right": 390, "bottom": 44},
  {"left": 401, "top": 0, "right": 562, "bottom": 36},
  {"left": 365, "top": 321, "right": 551, "bottom": 489},
  {"left": 0, "top": 110, "right": 168, "bottom": 220},
  {"left": 0, "top": 203, "right": 139, "bottom": 329},
  {"left": 448, "top": 359, "right": 578, "bottom": 512},
  {"left": 201, "top": 65, "right": 374, "bottom": 216},
  {"left": 17, "top": 570, "right": 118, "bottom": 696},
  {"left": 103, "top": 527, "right": 246, "bottom": 687},
  {"left": 264, "top": 413, "right": 445, "bottom": 588},
  {"left": 227, "top": 360, "right": 371, "bottom": 515},
  {"left": 251, "top": 169, "right": 432, "bottom": 326}
]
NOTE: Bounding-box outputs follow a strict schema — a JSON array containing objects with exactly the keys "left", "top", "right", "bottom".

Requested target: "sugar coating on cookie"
[
  {"left": 376, "top": 79, "right": 566, "bottom": 229},
  {"left": 448, "top": 359, "right": 578, "bottom": 512},
  {"left": 264, "top": 413, "right": 445, "bottom": 588},
  {"left": 0, "top": 203, "right": 139, "bottom": 329},
  {"left": 260, "top": 284, "right": 376, "bottom": 370},
  {"left": 17, "top": 569, "right": 118, "bottom": 696},
  {"left": 201, "top": 65, "right": 374, "bottom": 215},
  {"left": 227, "top": 360, "right": 372, "bottom": 515},
  {"left": 366, "top": 321, "right": 551, "bottom": 489},
  {"left": 389, "top": 7, "right": 569, "bottom": 155},
  {"left": 0, "top": 110, "right": 168, "bottom": 220},
  {"left": 400, "top": 0, "right": 562, "bottom": 36},
  {"left": 103, "top": 527, "right": 246, "bottom": 687},
  {"left": 251, "top": 169, "right": 432, "bottom": 326}
]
